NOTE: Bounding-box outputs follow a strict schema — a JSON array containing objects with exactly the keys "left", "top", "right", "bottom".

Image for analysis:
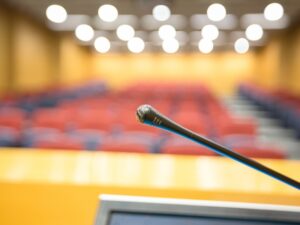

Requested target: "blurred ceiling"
[{"left": 2, "top": 0, "right": 300, "bottom": 52}]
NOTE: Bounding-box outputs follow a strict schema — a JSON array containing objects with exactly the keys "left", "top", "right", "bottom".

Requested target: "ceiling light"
[
  {"left": 158, "top": 25, "right": 176, "bottom": 40},
  {"left": 234, "top": 38, "right": 249, "bottom": 54},
  {"left": 46, "top": 4, "right": 67, "bottom": 23},
  {"left": 98, "top": 4, "right": 118, "bottom": 22},
  {"left": 75, "top": 24, "right": 94, "bottom": 42},
  {"left": 245, "top": 24, "right": 263, "bottom": 41},
  {"left": 264, "top": 3, "right": 284, "bottom": 21},
  {"left": 116, "top": 24, "right": 135, "bottom": 41},
  {"left": 127, "top": 37, "right": 145, "bottom": 53},
  {"left": 152, "top": 5, "right": 171, "bottom": 21},
  {"left": 201, "top": 24, "right": 219, "bottom": 40},
  {"left": 94, "top": 37, "right": 110, "bottom": 53},
  {"left": 198, "top": 39, "right": 213, "bottom": 54},
  {"left": 207, "top": 3, "right": 226, "bottom": 22},
  {"left": 162, "top": 38, "right": 179, "bottom": 53}
]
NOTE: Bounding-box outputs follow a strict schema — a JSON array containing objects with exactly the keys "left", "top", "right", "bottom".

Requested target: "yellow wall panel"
[
  {"left": 287, "top": 29, "right": 300, "bottom": 95},
  {"left": 12, "top": 15, "right": 59, "bottom": 93},
  {"left": 92, "top": 52, "right": 256, "bottom": 96},
  {"left": 255, "top": 39, "right": 281, "bottom": 90},
  {"left": 0, "top": 7, "right": 91, "bottom": 95},
  {"left": 59, "top": 35, "right": 91, "bottom": 86},
  {"left": 255, "top": 27, "right": 300, "bottom": 96},
  {"left": 0, "top": 6, "right": 11, "bottom": 95}
]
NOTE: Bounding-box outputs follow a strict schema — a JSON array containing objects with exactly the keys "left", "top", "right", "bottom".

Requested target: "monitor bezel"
[{"left": 95, "top": 195, "right": 300, "bottom": 225}]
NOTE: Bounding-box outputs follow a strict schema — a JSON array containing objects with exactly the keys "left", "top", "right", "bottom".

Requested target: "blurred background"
[
  {"left": 1, "top": 1, "right": 300, "bottom": 225},
  {"left": 0, "top": 0, "right": 300, "bottom": 159}
]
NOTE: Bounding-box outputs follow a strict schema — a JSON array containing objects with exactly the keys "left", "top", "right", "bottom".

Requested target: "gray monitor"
[{"left": 95, "top": 195, "right": 300, "bottom": 225}]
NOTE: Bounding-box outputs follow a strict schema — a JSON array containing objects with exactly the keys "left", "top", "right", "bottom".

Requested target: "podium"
[{"left": 95, "top": 195, "right": 300, "bottom": 225}]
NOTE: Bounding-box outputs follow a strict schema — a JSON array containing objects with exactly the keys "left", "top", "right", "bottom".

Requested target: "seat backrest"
[
  {"left": 234, "top": 148, "right": 286, "bottom": 159},
  {"left": 33, "top": 136, "right": 84, "bottom": 150},
  {"left": 0, "top": 108, "right": 26, "bottom": 130},
  {"left": 160, "top": 138, "right": 216, "bottom": 156},
  {"left": 100, "top": 142, "right": 149, "bottom": 153}
]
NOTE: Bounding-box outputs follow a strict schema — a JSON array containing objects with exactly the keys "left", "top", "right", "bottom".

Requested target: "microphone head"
[
  {"left": 136, "top": 104, "right": 163, "bottom": 126},
  {"left": 136, "top": 104, "right": 153, "bottom": 123}
]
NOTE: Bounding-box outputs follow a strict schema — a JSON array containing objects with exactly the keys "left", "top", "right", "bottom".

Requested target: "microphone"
[{"left": 136, "top": 104, "right": 300, "bottom": 190}]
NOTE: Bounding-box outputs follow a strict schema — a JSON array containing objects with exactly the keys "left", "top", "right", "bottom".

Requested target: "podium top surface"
[
  {"left": 0, "top": 148, "right": 299, "bottom": 199},
  {"left": 1, "top": 148, "right": 300, "bottom": 225}
]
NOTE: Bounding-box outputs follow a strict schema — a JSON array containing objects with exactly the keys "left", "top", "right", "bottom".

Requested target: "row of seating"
[
  {"left": 239, "top": 84, "right": 300, "bottom": 138},
  {"left": 0, "top": 81, "right": 106, "bottom": 111},
  {"left": 0, "top": 82, "right": 286, "bottom": 158},
  {"left": 6, "top": 127, "right": 283, "bottom": 158}
]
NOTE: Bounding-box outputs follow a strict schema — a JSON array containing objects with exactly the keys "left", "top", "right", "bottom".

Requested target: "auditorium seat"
[
  {"left": 99, "top": 142, "right": 150, "bottom": 153},
  {"left": 33, "top": 136, "right": 84, "bottom": 150},
  {"left": 160, "top": 144, "right": 216, "bottom": 156},
  {"left": 22, "top": 128, "right": 65, "bottom": 147},
  {"left": 220, "top": 134, "right": 257, "bottom": 149},
  {"left": 69, "top": 129, "right": 106, "bottom": 150},
  {"left": 31, "top": 109, "right": 70, "bottom": 131},
  {"left": 98, "top": 132, "right": 154, "bottom": 153},
  {"left": 239, "top": 84, "right": 300, "bottom": 139},
  {"left": 0, "top": 108, "right": 26, "bottom": 130},
  {"left": 74, "top": 109, "right": 114, "bottom": 131},
  {"left": 121, "top": 121, "right": 161, "bottom": 134},
  {"left": 171, "top": 112, "right": 209, "bottom": 135},
  {"left": 0, "top": 126, "right": 20, "bottom": 147},
  {"left": 109, "top": 132, "right": 157, "bottom": 144},
  {"left": 234, "top": 148, "right": 287, "bottom": 159},
  {"left": 160, "top": 138, "right": 216, "bottom": 156},
  {"left": 216, "top": 118, "right": 257, "bottom": 137}
]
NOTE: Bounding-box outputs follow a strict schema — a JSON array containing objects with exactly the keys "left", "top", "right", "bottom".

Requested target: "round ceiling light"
[
  {"left": 198, "top": 39, "right": 214, "bottom": 54},
  {"left": 153, "top": 5, "right": 171, "bottom": 21},
  {"left": 234, "top": 38, "right": 250, "bottom": 54},
  {"left": 127, "top": 37, "right": 145, "bottom": 53},
  {"left": 98, "top": 4, "right": 118, "bottom": 22},
  {"left": 94, "top": 37, "right": 111, "bottom": 53},
  {"left": 264, "top": 3, "right": 284, "bottom": 21},
  {"left": 207, "top": 3, "right": 226, "bottom": 22},
  {"left": 158, "top": 25, "right": 176, "bottom": 40},
  {"left": 245, "top": 24, "right": 263, "bottom": 41},
  {"left": 46, "top": 4, "right": 67, "bottom": 23},
  {"left": 116, "top": 25, "right": 135, "bottom": 41},
  {"left": 75, "top": 24, "right": 94, "bottom": 42},
  {"left": 162, "top": 38, "right": 180, "bottom": 53},
  {"left": 201, "top": 24, "right": 219, "bottom": 40}
]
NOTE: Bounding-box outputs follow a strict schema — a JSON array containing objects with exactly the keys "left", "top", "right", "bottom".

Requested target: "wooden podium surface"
[{"left": 0, "top": 148, "right": 299, "bottom": 225}]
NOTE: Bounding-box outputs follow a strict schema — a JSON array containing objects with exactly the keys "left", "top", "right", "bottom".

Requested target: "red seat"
[
  {"left": 121, "top": 122, "right": 161, "bottom": 133},
  {"left": 34, "top": 136, "right": 84, "bottom": 150},
  {"left": 171, "top": 112, "right": 208, "bottom": 135},
  {"left": 161, "top": 144, "right": 215, "bottom": 156},
  {"left": 0, "top": 126, "right": 21, "bottom": 146},
  {"left": 0, "top": 108, "right": 25, "bottom": 130},
  {"left": 77, "top": 118, "right": 113, "bottom": 131},
  {"left": 31, "top": 109, "right": 70, "bottom": 131},
  {"left": 75, "top": 109, "right": 114, "bottom": 131},
  {"left": 216, "top": 118, "right": 257, "bottom": 137},
  {"left": 221, "top": 134, "right": 257, "bottom": 148},
  {"left": 100, "top": 142, "right": 149, "bottom": 153},
  {"left": 161, "top": 138, "right": 215, "bottom": 156},
  {"left": 234, "top": 146, "right": 287, "bottom": 159}
]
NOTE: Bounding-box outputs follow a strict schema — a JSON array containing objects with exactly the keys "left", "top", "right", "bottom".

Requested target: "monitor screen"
[
  {"left": 109, "top": 212, "right": 297, "bottom": 225},
  {"left": 94, "top": 195, "right": 300, "bottom": 225}
]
